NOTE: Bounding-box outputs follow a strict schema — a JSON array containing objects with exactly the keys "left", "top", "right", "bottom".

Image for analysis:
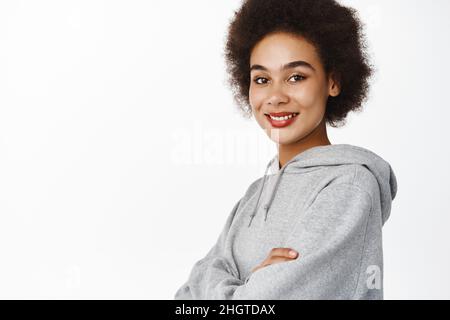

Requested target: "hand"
[{"left": 251, "top": 248, "right": 299, "bottom": 273}]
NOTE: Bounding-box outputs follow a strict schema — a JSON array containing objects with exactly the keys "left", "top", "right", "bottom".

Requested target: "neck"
[{"left": 277, "top": 118, "right": 331, "bottom": 169}]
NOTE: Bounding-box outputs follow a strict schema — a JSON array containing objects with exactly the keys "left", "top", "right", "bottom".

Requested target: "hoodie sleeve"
[
  {"left": 177, "top": 182, "right": 380, "bottom": 300},
  {"left": 174, "top": 198, "right": 244, "bottom": 300}
]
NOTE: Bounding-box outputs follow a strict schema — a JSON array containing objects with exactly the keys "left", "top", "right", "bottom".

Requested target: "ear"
[{"left": 328, "top": 72, "right": 341, "bottom": 97}]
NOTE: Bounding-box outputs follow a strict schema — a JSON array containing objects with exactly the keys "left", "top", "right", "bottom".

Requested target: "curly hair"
[{"left": 224, "top": 0, "right": 374, "bottom": 128}]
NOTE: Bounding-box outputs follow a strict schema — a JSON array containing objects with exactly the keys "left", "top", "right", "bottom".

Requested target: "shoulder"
[
  {"left": 322, "top": 164, "right": 378, "bottom": 193},
  {"left": 318, "top": 164, "right": 378, "bottom": 211}
]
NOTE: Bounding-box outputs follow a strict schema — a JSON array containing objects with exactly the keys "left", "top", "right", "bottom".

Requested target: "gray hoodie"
[{"left": 174, "top": 144, "right": 398, "bottom": 300}]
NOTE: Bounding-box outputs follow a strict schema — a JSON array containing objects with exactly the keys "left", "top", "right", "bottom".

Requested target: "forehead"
[{"left": 250, "top": 32, "right": 322, "bottom": 71}]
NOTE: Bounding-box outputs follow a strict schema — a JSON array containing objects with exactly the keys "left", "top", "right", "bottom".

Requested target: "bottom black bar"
[{"left": 0, "top": 300, "right": 447, "bottom": 319}]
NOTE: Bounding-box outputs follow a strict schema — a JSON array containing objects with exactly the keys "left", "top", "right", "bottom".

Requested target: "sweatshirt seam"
[
  {"left": 350, "top": 194, "right": 373, "bottom": 299},
  {"left": 317, "top": 178, "right": 373, "bottom": 299},
  {"left": 349, "top": 166, "right": 374, "bottom": 299}
]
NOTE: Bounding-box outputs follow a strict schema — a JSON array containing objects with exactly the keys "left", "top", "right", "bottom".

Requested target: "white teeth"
[{"left": 269, "top": 113, "right": 298, "bottom": 121}]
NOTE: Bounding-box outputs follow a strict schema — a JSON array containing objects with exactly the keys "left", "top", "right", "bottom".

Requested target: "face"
[{"left": 249, "top": 31, "right": 340, "bottom": 145}]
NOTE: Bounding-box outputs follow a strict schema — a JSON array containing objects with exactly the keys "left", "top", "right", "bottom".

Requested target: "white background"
[{"left": 0, "top": 0, "right": 449, "bottom": 299}]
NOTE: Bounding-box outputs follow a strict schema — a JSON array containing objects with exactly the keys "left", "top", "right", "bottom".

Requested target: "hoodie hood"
[{"left": 249, "top": 144, "right": 397, "bottom": 227}]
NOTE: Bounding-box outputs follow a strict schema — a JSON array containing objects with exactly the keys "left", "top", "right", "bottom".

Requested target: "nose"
[{"left": 266, "top": 84, "right": 289, "bottom": 106}]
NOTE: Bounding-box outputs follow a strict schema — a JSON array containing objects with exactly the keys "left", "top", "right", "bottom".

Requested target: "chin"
[{"left": 265, "top": 128, "right": 304, "bottom": 145}]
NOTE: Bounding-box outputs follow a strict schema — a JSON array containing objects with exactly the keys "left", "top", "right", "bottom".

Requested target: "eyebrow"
[{"left": 250, "top": 60, "right": 316, "bottom": 72}]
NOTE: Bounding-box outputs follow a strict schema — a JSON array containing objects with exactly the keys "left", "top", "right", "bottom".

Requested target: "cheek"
[
  {"left": 249, "top": 87, "right": 265, "bottom": 109},
  {"left": 292, "top": 84, "right": 327, "bottom": 110}
]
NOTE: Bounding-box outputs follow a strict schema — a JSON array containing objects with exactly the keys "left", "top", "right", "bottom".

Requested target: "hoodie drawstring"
[
  {"left": 247, "top": 158, "right": 274, "bottom": 227},
  {"left": 247, "top": 156, "right": 295, "bottom": 227},
  {"left": 263, "top": 164, "right": 289, "bottom": 221}
]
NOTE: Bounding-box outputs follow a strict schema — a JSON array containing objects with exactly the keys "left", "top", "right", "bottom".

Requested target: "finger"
[
  {"left": 264, "top": 255, "right": 297, "bottom": 267},
  {"left": 269, "top": 247, "right": 299, "bottom": 258},
  {"left": 254, "top": 254, "right": 299, "bottom": 273}
]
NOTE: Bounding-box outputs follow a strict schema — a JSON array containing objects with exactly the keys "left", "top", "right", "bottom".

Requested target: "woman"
[{"left": 175, "top": 0, "right": 397, "bottom": 300}]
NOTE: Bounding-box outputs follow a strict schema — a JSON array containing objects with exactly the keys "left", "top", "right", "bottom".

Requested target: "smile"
[{"left": 264, "top": 112, "right": 300, "bottom": 128}]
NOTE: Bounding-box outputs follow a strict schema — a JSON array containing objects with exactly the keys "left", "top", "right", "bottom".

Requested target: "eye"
[
  {"left": 253, "top": 77, "right": 268, "bottom": 85},
  {"left": 289, "top": 74, "right": 306, "bottom": 82}
]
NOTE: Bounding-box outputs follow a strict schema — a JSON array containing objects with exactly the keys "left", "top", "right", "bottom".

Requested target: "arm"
[
  {"left": 174, "top": 198, "right": 243, "bottom": 300},
  {"left": 179, "top": 183, "right": 379, "bottom": 300}
]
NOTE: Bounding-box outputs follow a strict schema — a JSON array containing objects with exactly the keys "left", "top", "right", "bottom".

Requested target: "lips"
[
  {"left": 265, "top": 112, "right": 299, "bottom": 117},
  {"left": 264, "top": 112, "right": 300, "bottom": 128}
]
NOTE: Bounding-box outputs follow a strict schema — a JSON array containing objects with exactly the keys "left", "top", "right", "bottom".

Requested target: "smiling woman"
[
  {"left": 224, "top": 0, "right": 374, "bottom": 166},
  {"left": 174, "top": 0, "right": 397, "bottom": 300}
]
